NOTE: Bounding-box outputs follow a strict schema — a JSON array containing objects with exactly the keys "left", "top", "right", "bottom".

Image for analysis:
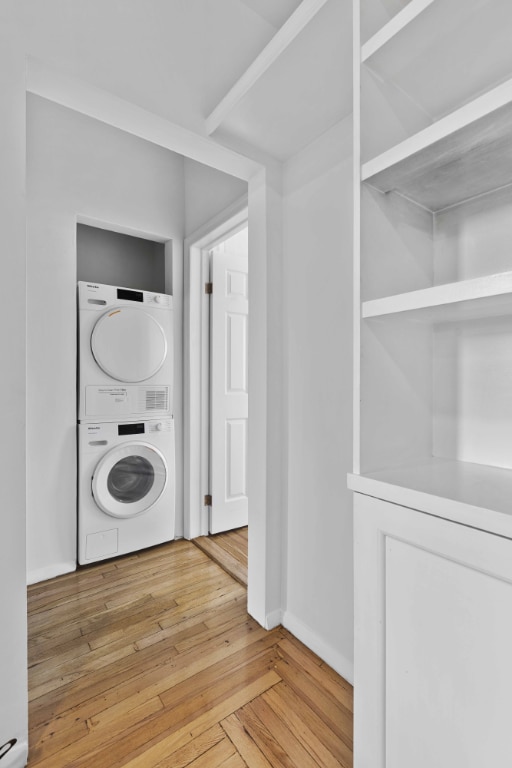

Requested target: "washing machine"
[
  {"left": 78, "top": 281, "right": 173, "bottom": 423},
  {"left": 78, "top": 418, "right": 175, "bottom": 564}
]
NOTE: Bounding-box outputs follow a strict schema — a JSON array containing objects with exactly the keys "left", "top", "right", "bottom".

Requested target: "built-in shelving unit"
[
  {"left": 362, "top": 271, "right": 512, "bottom": 323},
  {"left": 353, "top": 6, "right": 512, "bottom": 759},
  {"left": 360, "top": 0, "right": 512, "bottom": 163},
  {"left": 348, "top": 457, "right": 512, "bottom": 541},
  {"left": 205, "top": 0, "right": 352, "bottom": 160},
  {"left": 353, "top": 0, "right": 512, "bottom": 525},
  {"left": 362, "top": 77, "right": 512, "bottom": 211}
]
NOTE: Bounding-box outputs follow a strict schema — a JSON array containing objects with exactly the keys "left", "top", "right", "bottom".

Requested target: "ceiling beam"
[{"left": 205, "top": 0, "right": 330, "bottom": 136}]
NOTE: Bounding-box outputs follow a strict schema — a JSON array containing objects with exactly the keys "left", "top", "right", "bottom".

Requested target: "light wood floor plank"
[
  {"left": 77, "top": 671, "right": 281, "bottom": 768},
  {"left": 153, "top": 724, "right": 226, "bottom": 768},
  {"left": 218, "top": 753, "right": 247, "bottom": 768},
  {"left": 235, "top": 702, "right": 295, "bottom": 768},
  {"left": 263, "top": 684, "right": 347, "bottom": 768},
  {"left": 267, "top": 680, "right": 352, "bottom": 768},
  {"left": 27, "top": 535, "right": 352, "bottom": 767},
  {"left": 193, "top": 527, "right": 248, "bottom": 586},
  {"left": 277, "top": 636, "right": 354, "bottom": 712},
  {"left": 175, "top": 737, "right": 236, "bottom": 768},
  {"left": 274, "top": 654, "right": 353, "bottom": 750},
  {"left": 245, "top": 696, "right": 320, "bottom": 768},
  {"left": 221, "top": 713, "right": 275, "bottom": 768},
  {"left": 91, "top": 642, "right": 280, "bottom": 739}
]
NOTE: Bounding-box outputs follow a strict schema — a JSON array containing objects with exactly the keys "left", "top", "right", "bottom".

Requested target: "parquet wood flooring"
[
  {"left": 193, "top": 527, "right": 248, "bottom": 586},
  {"left": 27, "top": 536, "right": 353, "bottom": 767}
]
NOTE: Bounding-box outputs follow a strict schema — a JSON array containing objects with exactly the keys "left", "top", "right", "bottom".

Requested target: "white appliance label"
[
  {"left": 85, "top": 386, "right": 170, "bottom": 416},
  {"left": 86, "top": 386, "right": 130, "bottom": 416}
]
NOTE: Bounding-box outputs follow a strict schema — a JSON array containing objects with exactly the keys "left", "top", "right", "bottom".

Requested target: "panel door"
[
  {"left": 210, "top": 249, "right": 249, "bottom": 534},
  {"left": 354, "top": 492, "right": 512, "bottom": 768}
]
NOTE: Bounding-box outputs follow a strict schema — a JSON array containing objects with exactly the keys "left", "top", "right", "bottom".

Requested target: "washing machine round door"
[
  {"left": 91, "top": 307, "right": 167, "bottom": 382},
  {"left": 92, "top": 442, "right": 168, "bottom": 518}
]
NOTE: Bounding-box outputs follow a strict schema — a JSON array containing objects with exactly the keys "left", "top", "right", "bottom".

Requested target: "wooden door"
[{"left": 209, "top": 248, "right": 249, "bottom": 534}]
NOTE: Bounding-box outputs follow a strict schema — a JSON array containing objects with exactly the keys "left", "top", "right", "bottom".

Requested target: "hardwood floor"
[
  {"left": 193, "top": 527, "right": 248, "bottom": 586},
  {"left": 27, "top": 537, "right": 353, "bottom": 767}
]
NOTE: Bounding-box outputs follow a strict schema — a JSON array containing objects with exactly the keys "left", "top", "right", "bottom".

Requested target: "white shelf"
[
  {"left": 363, "top": 271, "right": 512, "bottom": 323},
  {"left": 205, "top": 0, "right": 352, "bottom": 160},
  {"left": 362, "top": 75, "right": 512, "bottom": 211},
  {"left": 361, "top": 0, "right": 512, "bottom": 138},
  {"left": 354, "top": 1, "right": 512, "bottom": 538},
  {"left": 348, "top": 458, "right": 512, "bottom": 541},
  {"left": 361, "top": 0, "right": 436, "bottom": 63}
]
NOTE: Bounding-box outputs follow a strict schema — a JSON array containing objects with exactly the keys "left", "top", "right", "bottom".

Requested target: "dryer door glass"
[
  {"left": 91, "top": 307, "right": 167, "bottom": 382},
  {"left": 92, "top": 443, "right": 167, "bottom": 518}
]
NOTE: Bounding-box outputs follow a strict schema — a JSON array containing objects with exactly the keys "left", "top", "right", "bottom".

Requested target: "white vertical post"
[
  {"left": 0, "top": 5, "right": 29, "bottom": 762},
  {"left": 247, "top": 165, "right": 284, "bottom": 629},
  {"left": 353, "top": 0, "right": 361, "bottom": 476}
]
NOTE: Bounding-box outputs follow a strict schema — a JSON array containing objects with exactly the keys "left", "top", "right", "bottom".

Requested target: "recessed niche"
[{"left": 77, "top": 224, "right": 166, "bottom": 293}]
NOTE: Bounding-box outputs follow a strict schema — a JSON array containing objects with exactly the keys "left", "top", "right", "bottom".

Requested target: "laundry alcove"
[{"left": 76, "top": 223, "right": 166, "bottom": 294}]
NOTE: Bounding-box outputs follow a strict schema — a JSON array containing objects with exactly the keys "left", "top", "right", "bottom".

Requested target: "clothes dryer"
[
  {"left": 78, "top": 418, "right": 175, "bottom": 564},
  {"left": 78, "top": 282, "right": 173, "bottom": 423}
]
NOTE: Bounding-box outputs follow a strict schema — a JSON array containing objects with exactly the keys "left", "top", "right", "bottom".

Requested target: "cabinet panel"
[{"left": 354, "top": 492, "right": 512, "bottom": 768}]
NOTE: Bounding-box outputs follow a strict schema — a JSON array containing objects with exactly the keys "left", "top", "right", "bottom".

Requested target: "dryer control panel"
[{"left": 78, "top": 281, "right": 172, "bottom": 310}]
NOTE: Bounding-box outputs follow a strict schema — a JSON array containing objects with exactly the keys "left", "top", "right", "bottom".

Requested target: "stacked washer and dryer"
[{"left": 77, "top": 281, "right": 175, "bottom": 565}]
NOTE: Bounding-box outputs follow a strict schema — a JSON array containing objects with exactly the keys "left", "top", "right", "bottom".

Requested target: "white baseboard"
[
  {"left": 265, "top": 608, "right": 283, "bottom": 630},
  {"left": 27, "top": 560, "right": 76, "bottom": 585},
  {"left": 282, "top": 610, "right": 354, "bottom": 684}
]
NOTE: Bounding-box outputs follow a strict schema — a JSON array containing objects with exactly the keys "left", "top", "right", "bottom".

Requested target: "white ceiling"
[
  {"left": 21, "top": 0, "right": 282, "bottom": 135},
  {"left": 19, "top": 0, "right": 353, "bottom": 162},
  {"left": 213, "top": 0, "right": 353, "bottom": 160},
  {"left": 236, "top": 0, "right": 303, "bottom": 29}
]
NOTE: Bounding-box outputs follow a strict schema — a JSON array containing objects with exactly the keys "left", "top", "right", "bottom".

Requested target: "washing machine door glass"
[
  {"left": 92, "top": 442, "right": 167, "bottom": 518},
  {"left": 91, "top": 307, "right": 167, "bottom": 382}
]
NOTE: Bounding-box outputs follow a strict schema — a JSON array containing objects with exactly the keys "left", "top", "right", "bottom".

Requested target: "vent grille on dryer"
[{"left": 142, "top": 387, "right": 169, "bottom": 412}]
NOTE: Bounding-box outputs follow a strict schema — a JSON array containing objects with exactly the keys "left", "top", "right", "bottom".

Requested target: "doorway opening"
[
  {"left": 184, "top": 202, "right": 249, "bottom": 583},
  {"left": 208, "top": 225, "right": 249, "bottom": 535}
]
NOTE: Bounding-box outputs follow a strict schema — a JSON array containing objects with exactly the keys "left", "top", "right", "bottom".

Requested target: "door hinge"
[
  {"left": 204, "top": 494, "right": 212, "bottom": 506},
  {"left": 205, "top": 282, "right": 213, "bottom": 295}
]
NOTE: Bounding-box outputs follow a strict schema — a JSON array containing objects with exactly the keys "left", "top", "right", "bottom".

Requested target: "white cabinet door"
[
  {"left": 210, "top": 250, "right": 249, "bottom": 534},
  {"left": 354, "top": 492, "right": 512, "bottom": 768}
]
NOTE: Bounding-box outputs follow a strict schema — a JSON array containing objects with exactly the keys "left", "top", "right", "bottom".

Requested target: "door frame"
[
  {"left": 25, "top": 59, "right": 284, "bottom": 633},
  {"left": 184, "top": 196, "right": 248, "bottom": 540},
  {"left": 1, "top": 52, "right": 284, "bottom": 761}
]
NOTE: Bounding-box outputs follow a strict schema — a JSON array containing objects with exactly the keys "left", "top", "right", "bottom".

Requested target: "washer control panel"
[
  {"left": 147, "top": 420, "right": 172, "bottom": 433},
  {"left": 83, "top": 419, "right": 173, "bottom": 443}
]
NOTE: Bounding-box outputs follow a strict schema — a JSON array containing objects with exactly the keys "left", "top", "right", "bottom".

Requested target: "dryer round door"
[
  {"left": 92, "top": 442, "right": 168, "bottom": 518},
  {"left": 91, "top": 307, "right": 167, "bottom": 382}
]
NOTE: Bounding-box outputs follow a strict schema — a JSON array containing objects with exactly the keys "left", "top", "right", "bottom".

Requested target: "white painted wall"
[
  {"left": 282, "top": 116, "right": 354, "bottom": 681},
  {"left": 184, "top": 158, "right": 248, "bottom": 238},
  {"left": 0, "top": 6, "right": 29, "bottom": 763},
  {"left": 26, "top": 94, "right": 185, "bottom": 583}
]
